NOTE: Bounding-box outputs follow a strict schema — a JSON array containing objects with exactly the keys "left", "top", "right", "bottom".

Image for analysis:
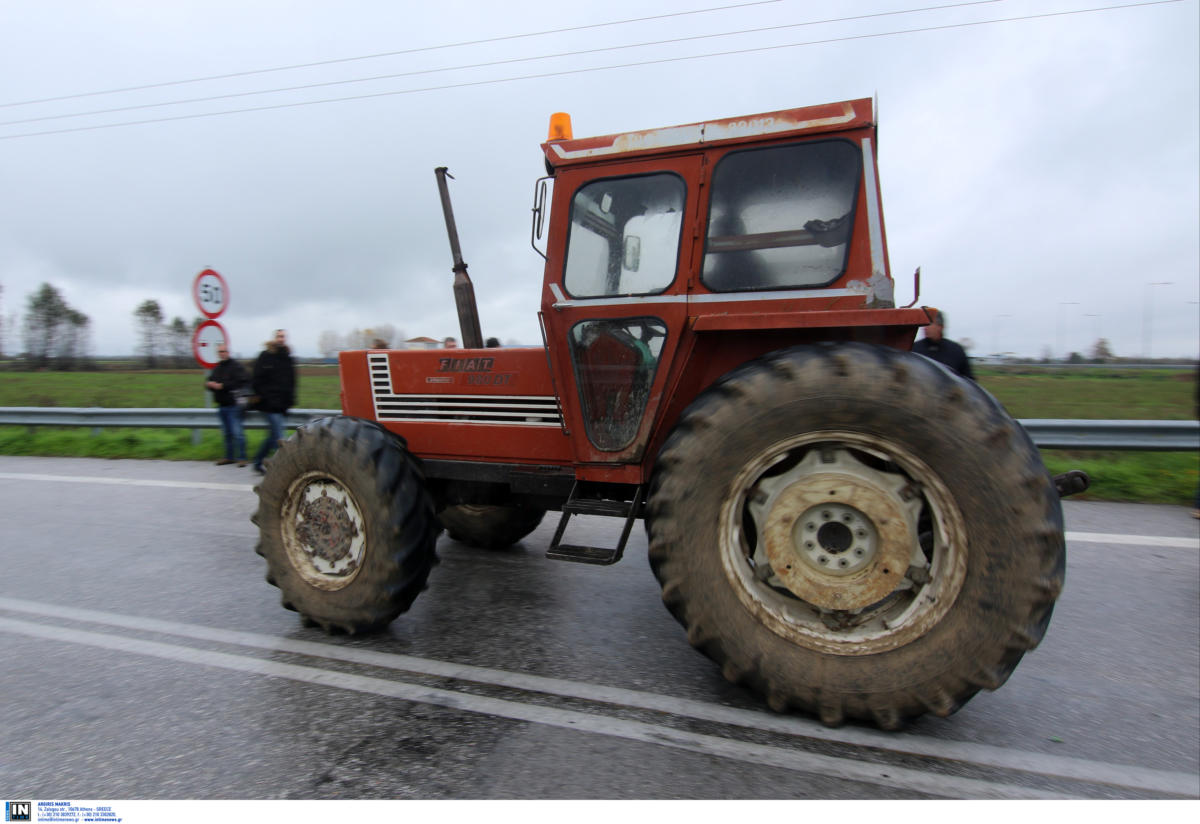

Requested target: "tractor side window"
[
  {"left": 563, "top": 174, "right": 685, "bottom": 298},
  {"left": 569, "top": 317, "right": 668, "bottom": 451},
  {"left": 702, "top": 140, "right": 861, "bottom": 292}
]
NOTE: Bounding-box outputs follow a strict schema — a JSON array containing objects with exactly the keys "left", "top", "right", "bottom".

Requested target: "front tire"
[
  {"left": 253, "top": 415, "right": 438, "bottom": 633},
  {"left": 645, "top": 343, "right": 1064, "bottom": 728}
]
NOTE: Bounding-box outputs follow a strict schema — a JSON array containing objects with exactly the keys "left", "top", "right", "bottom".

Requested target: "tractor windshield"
[
  {"left": 563, "top": 173, "right": 685, "bottom": 298},
  {"left": 702, "top": 139, "right": 862, "bottom": 292}
]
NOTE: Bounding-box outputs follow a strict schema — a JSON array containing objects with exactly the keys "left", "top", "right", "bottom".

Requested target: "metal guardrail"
[
  {"left": 1017, "top": 419, "right": 1200, "bottom": 451},
  {"left": 0, "top": 407, "right": 329, "bottom": 431},
  {"left": 0, "top": 407, "right": 1197, "bottom": 451}
]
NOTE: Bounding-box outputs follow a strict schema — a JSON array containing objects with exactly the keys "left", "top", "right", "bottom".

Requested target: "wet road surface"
[{"left": 1, "top": 456, "right": 1197, "bottom": 799}]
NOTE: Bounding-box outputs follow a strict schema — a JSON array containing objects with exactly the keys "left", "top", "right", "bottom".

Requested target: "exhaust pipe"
[{"left": 434, "top": 167, "right": 483, "bottom": 349}]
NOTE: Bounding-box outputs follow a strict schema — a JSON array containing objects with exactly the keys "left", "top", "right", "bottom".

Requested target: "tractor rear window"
[
  {"left": 702, "top": 140, "right": 861, "bottom": 292},
  {"left": 563, "top": 174, "right": 685, "bottom": 298}
]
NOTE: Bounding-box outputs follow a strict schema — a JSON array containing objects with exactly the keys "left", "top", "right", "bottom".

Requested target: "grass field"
[
  {"left": 975, "top": 366, "right": 1196, "bottom": 420},
  {"left": 1, "top": 363, "right": 1196, "bottom": 504},
  {"left": 0, "top": 365, "right": 343, "bottom": 410}
]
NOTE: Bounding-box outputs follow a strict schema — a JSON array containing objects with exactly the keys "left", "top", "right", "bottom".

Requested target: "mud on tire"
[
  {"left": 438, "top": 504, "right": 546, "bottom": 549},
  {"left": 253, "top": 415, "right": 439, "bottom": 633},
  {"left": 645, "top": 342, "right": 1065, "bottom": 729}
]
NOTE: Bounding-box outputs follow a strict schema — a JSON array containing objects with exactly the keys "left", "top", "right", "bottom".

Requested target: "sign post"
[
  {"left": 192, "top": 268, "right": 229, "bottom": 369},
  {"left": 192, "top": 269, "right": 230, "bottom": 424}
]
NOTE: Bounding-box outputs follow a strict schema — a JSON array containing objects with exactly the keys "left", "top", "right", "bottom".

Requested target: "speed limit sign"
[{"left": 194, "top": 269, "right": 228, "bottom": 319}]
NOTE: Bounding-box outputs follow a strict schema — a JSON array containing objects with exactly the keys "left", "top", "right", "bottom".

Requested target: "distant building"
[{"left": 404, "top": 336, "right": 441, "bottom": 350}]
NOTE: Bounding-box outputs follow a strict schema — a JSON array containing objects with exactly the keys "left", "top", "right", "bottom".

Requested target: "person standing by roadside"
[
  {"left": 912, "top": 307, "right": 975, "bottom": 380},
  {"left": 204, "top": 345, "right": 249, "bottom": 466},
  {"left": 251, "top": 329, "right": 297, "bottom": 474}
]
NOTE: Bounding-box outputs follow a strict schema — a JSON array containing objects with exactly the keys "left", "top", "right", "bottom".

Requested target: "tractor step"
[
  {"left": 562, "top": 497, "right": 633, "bottom": 517},
  {"left": 547, "top": 482, "right": 643, "bottom": 566},
  {"left": 545, "top": 543, "right": 623, "bottom": 565}
]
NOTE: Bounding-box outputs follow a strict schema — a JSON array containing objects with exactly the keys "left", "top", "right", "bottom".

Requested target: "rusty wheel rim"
[
  {"left": 718, "top": 432, "right": 968, "bottom": 655},
  {"left": 281, "top": 471, "right": 367, "bottom": 591}
]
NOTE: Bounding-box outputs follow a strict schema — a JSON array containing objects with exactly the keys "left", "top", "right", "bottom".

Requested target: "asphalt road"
[{"left": 0, "top": 455, "right": 1197, "bottom": 800}]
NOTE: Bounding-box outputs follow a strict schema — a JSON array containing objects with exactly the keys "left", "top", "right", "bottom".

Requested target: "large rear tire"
[
  {"left": 438, "top": 504, "right": 546, "bottom": 549},
  {"left": 253, "top": 415, "right": 438, "bottom": 633},
  {"left": 645, "top": 343, "right": 1064, "bottom": 729}
]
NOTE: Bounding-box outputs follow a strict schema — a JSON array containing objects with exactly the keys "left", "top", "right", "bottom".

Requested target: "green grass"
[
  {"left": 1042, "top": 452, "right": 1197, "bottom": 505},
  {"left": 0, "top": 426, "right": 285, "bottom": 461},
  {"left": 976, "top": 366, "right": 1196, "bottom": 420},
  {"left": 0, "top": 363, "right": 1196, "bottom": 505},
  {"left": 0, "top": 366, "right": 342, "bottom": 409}
]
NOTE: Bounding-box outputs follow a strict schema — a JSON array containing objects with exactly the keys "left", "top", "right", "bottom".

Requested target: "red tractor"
[{"left": 253, "top": 98, "right": 1076, "bottom": 729}]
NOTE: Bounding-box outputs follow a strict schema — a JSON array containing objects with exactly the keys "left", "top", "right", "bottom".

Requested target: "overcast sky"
[{"left": 1, "top": 0, "right": 1196, "bottom": 360}]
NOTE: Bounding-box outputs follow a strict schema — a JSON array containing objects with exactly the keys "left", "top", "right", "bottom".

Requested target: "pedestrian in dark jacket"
[
  {"left": 251, "top": 329, "right": 297, "bottom": 473},
  {"left": 912, "top": 307, "right": 974, "bottom": 380},
  {"left": 205, "top": 344, "right": 250, "bottom": 465}
]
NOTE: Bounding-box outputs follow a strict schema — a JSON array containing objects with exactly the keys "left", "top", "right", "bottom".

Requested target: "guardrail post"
[{"left": 191, "top": 429, "right": 202, "bottom": 446}]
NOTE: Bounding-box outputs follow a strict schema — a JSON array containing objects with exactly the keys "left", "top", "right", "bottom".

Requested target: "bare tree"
[
  {"left": 167, "top": 316, "right": 191, "bottom": 366},
  {"left": 23, "top": 283, "right": 70, "bottom": 368},
  {"left": 55, "top": 309, "right": 91, "bottom": 369},
  {"left": 1090, "top": 338, "right": 1115, "bottom": 363},
  {"left": 330, "top": 324, "right": 401, "bottom": 354},
  {"left": 133, "top": 299, "right": 164, "bottom": 368},
  {"left": 317, "top": 330, "right": 342, "bottom": 360},
  {"left": 370, "top": 323, "right": 397, "bottom": 348},
  {"left": 19, "top": 284, "right": 90, "bottom": 369},
  {"left": 342, "top": 328, "right": 368, "bottom": 350}
]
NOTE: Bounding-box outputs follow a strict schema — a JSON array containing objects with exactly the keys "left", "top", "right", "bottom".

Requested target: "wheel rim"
[
  {"left": 281, "top": 470, "right": 368, "bottom": 591},
  {"left": 718, "top": 431, "right": 968, "bottom": 655}
]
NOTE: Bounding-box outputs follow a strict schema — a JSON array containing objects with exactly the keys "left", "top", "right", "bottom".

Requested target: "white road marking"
[
  {"left": 1066, "top": 531, "right": 1198, "bottom": 549},
  {"left": 0, "top": 471, "right": 252, "bottom": 492},
  {"left": 0, "top": 596, "right": 1195, "bottom": 798},
  {"left": 0, "top": 613, "right": 1071, "bottom": 800},
  {"left": 1, "top": 472, "right": 1196, "bottom": 550}
]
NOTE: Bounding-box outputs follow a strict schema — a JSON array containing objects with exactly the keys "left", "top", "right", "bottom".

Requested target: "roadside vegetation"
[
  {"left": 0, "top": 364, "right": 342, "bottom": 409},
  {"left": 975, "top": 365, "right": 1195, "bottom": 420},
  {"left": 0, "top": 363, "right": 1195, "bottom": 505}
]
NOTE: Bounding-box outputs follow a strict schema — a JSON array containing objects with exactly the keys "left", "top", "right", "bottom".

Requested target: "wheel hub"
[
  {"left": 297, "top": 491, "right": 360, "bottom": 565},
  {"left": 750, "top": 449, "right": 919, "bottom": 611},
  {"left": 794, "top": 502, "right": 877, "bottom": 576},
  {"left": 283, "top": 474, "right": 367, "bottom": 591}
]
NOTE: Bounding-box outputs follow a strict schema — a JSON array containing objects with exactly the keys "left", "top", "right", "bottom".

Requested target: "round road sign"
[
  {"left": 192, "top": 319, "right": 229, "bottom": 368},
  {"left": 194, "top": 269, "right": 229, "bottom": 319}
]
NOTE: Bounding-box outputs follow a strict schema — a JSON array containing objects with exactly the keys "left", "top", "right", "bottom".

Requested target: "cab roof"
[{"left": 542, "top": 98, "right": 874, "bottom": 168}]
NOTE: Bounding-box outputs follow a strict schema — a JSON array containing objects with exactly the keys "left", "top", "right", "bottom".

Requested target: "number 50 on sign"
[{"left": 193, "top": 269, "right": 228, "bottom": 319}]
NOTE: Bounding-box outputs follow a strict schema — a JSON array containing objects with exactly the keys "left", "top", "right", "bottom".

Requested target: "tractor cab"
[{"left": 534, "top": 99, "right": 928, "bottom": 471}]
